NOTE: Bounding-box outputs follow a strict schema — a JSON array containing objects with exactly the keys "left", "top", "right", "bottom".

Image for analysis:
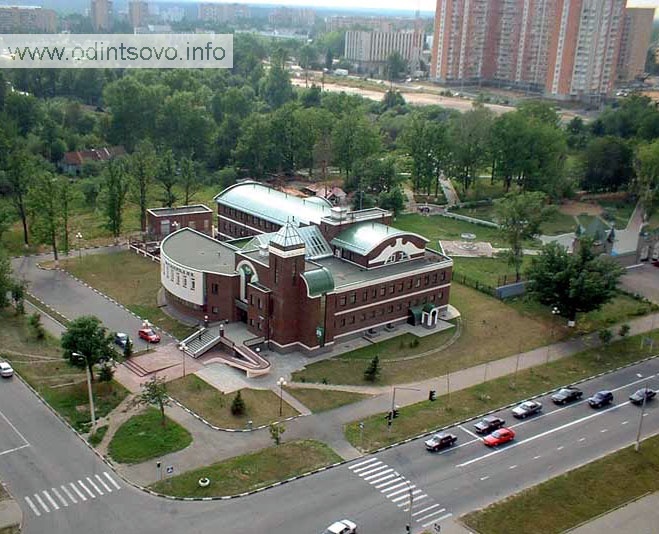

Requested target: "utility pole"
[
  {"left": 407, "top": 479, "right": 414, "bottom": 533},
  {"left": 635, "top": 382, "right": 649, "bottom": 452},
  {"left": 73, "top": 352, "right": 95, "bottom": 431}
]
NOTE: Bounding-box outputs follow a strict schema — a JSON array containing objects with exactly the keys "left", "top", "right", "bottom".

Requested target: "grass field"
[
  {"left": 344, "top": 328, "right": 659, "bottom": 451},
  {"left": 167, "top": 375, "right": 298, "bottom": 428},
  {"left": 463, "top": 432, "right": 659, "bottom": 534},
  {"left": 149, "top": 440, "right": 341, "bottom": 498},
  {"left": 59, "top": 251, "right": 194, "bottom": 340},
  {"left": 453, "top": 177, "right": 508, "bottom": 202},
  {"left": 292, "top": 284, "right": 556, "bottom": 386},
  {"left": 108, "top": 408, "right": 193, "bottom": 464},
  {"left": 452, "top": 256, "right": 533, "bottom": 287},
  {"left": 395, "top": 213, "right": 508, "bottom": 248},
  {"left": 283, "top": 387, "right": 372, "bottom": 413},
  {"left": 598, "top": 199, "right": 636, "bottom": 229},
  {"left": 0, "top": 309, "right": 128, "bottom": 431}
]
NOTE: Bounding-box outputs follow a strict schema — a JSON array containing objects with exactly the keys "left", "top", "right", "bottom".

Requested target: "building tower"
[{"left": 90, "top": 0, "right": 112, "bottom": 31}]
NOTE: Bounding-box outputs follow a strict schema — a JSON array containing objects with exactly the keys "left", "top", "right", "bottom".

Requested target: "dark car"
[
  {"left": 629, "top": 388, "right": 656, "bottom": 405},
  {"left": 551, "top": 387, "right": 583, "bottom": 405},
  {"left": 114, "top": 333, "right": 130, "bottom": 349},
  {"left": 512, "top": 400, "right": 543, "bottom": 419},
  {"left": 588, "top": 390, "right": 613, "bottom": 408},
  {"left": 474, "top": 415, "right": 505, "bottom": 434},
  {"left": 425, "top": 433, "right": 458, "bottom": 452}
]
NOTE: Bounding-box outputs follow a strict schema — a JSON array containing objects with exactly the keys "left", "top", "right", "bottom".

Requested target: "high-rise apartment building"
[
  {"left": 345, "top": 28, "right": 424, "bottom": 75},
  {"left": 0, "top": 5, "right": 57, "bottom": 33},
  {"left": 198, "top": 3, "right": 251, "bottom": 24},
  {"left": 91, "top": 0, "right": 112, "bottom": 31},
  {"left": 129, "top": 1, "right": 149, "bottom": 30},
  {"left": 431, "top": 0, "right": 632, "bottom": 101},
  {"left": 617, "top": 7, "right": 655, "bottom": 82}
]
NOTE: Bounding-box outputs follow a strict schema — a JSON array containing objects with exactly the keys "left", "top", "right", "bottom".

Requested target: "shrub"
[
  {"left": 364, "top": 355, "right": 381, "bottom": 382},
  {"left": 98, "top": 363, "right": 115, "bottom": 383},
  {"left": 231, "top": 391, "right": 246, "bottom": 416},
  {"left": 619, "top": 324, "right": 631, "bottom": 338},
  {"left": 28, "top": 312, "right": 45, "bottom": 340}
]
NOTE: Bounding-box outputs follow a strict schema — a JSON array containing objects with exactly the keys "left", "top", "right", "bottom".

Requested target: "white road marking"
[
  {"left": 0, "top": 410, "right": 30, "bottom": 447},
  {"left": 358, "top": 464, "right": 387, "bottom": 477},
  {"left": 388, "top": 486, "right": 417, "bottom": 499},
  {"left": 352, "top": 460, "right": 382, "bottom": 473},
  {"left": 364, "top": 472, "right": 396, "bottom": 484},
  {"left": 380, "top": 480, "right": 408, "bottom": 493},
  {"left": 413, "top": 503, "right": 441, "bottom": 517},
  {"left": 601, "top": 429, "right": 608, "bottom": 433},
  {"left": 557, "top": 446, "right": 564, "bottom": 451},
  {"left": 60, "top": 484, "right": 77, "bottom": 504},
  {"left": 622, "top": 421, "right": 629, "bottom": 425},
  {"left": 375, "top": 476, "right": 403, "bottom": 489},
  {"left": 33, "top": 493, "right": 50, "bottom": 513},
  {"left": 392, "top": 491, "right": 417, "bottom": 503},
  {"left": 417, "top": 508, "right": 448, "bottom": 523},
  {"left": 42, "top": 490, "right": 59, "bottom": 510},
  {"left": 24, "top": 496, "right": 41, "bottom": 517},
  {"left": 368, "top": 472, "right": 396, "bottom": 485},
  {"left": 95, "top": 474, "right": 112, "bottom": 493},
  {"left": 0, "top": 444, "right": 30, "bottom": 457},
  {"left": 533, "top": 455, "right": 542, "bottom": 460},
  {"left": 349, "top": 457, "right": 378, "bottom": 470},
  {"left": 509, "top": 465, "right": 517, "bottom": 470},
  {"left": 458, "top": 424, "right": 481, "bottom": 440},
  {"left": 644, "top": 413, "right": 649, "bottom": 417},
  {"left": 423, "top": 512, "right": 453, "bottom": 527},
  {"left": 637, "top": 373, "right": 643, "bottom": 378},
  {"left": 50, "top": 487, "right": 68, "bottom": 507},
  {"left": 480, "top": 476, "right": 490, "bottom": 481},
  {"left": 578, "top": 438, "right": 586, "bottom": 442},
  {"left": 104, "top": 472, "right": 121, "bottom": 490},
  {"left": 86, "top": 476, "right": 103, "bottom": 496},
  {"left": 70, "top": 482, "right": 87, "bottom": 501},
  {"left": 456, "top": 401, "right": 632, "bottom": 468},
  {"left": 78, "top": 480, "right": 95, "bottom": 499}
]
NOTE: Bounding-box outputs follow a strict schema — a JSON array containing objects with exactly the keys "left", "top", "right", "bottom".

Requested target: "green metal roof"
[
  {"left": 301, "top": 267, "right": 335, "bottom": 298},
  {"left": 214, "top": 181, "right": 332, "bottom": 226},
  {"left": 331, "top": 222, "right": 427, "bottom": 256}
]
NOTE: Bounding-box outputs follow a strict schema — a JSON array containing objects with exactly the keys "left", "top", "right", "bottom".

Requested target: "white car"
[
  {"left": 512, "top": 400, "right": 542, "bottom": 418},
  {"left": 323, "top": 519, "right": 357, "bottom": 534},
  {"left": 0, "top": 362, "right": 14, "bottom": 378}
]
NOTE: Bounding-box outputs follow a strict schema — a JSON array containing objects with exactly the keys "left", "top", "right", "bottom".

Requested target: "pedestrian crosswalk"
[
  {"left": 348, "top": 458, "right": 452, "bottom": 529},
  {"left": 23, "top": 471, "right": 121, "bottom": 517}
]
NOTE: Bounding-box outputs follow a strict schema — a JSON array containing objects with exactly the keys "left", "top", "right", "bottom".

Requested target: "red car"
[
  {"left": 138, "top": 328, "right": 161, "bottom": 343},
  {"left": 483, "top": 427, "right": 515, "bottom": 447}
]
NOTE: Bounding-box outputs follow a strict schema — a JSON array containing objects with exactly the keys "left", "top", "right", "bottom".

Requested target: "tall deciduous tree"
[
  {"left": 130, "top": 140, "right": 157, "bottom": 233},
  {"left": 332, "top": 114, "right": 381, "bottom": 181},
  {"left": 494, "top": 192, "right": 551, "bottom": 282},
  {"left": 581, "top": 136, "right": 634, "bottom": 193},
  {"left": 0, "top": 251, "right": 12, "bottom": 309},
  {"left": 179, "top": 156, "right": 201, "bottom": 205},
  {"left": 526, "top": 240, "right": 623, "bottom": 325},
  {"left": 260, "top": 63, "right": 294, "bottom": 110},
  {"left": 29, "top": 173, "right": 62, "bottom": 262},
  {"left": 61, "top": 316, "right": 114, "bottom": 381},
  {"left": 103, "top": 158, "right": 130, "bottom": 241},
  {"left": 634, "top": 139, "right": 659, "bottom": 220},
  {"left": 156, "top": 150, "right": 178, "bottom": 208},
  {"left": 5, "top": 148, "right": 36, "bottom": 246},
  {"left": 136, "top": 375, "right": 171, "bottom": 426},
  {"left": 233, "top": 113, "right": 275, "bottom": 179}
]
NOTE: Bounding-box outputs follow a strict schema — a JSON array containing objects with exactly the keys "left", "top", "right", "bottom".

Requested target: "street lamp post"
[
  {"left": 73, "top": 352, "right": 96, "bottom": 431},
  {"left": 277, "top": 377, "right": 287, "bottom": 416},
  {"left": 179, "top": 343, "right": 187, "bottom": 377},
  {"left": 76, "top": 232, "right": 83, "bottom": 259},
  {"left": 635, "top": 382, "right": 649, "bottom": 452},
  {"left": 388, "top": 386, "right": 420, "bottom": 434},
  {"left": 546, "top": 306, "right": 560, "bottom": 365}
]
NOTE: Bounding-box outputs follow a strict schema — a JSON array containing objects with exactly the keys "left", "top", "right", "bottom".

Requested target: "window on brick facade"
[
  {"left": 350, "top": 316, "right": 355, "bottom": 324},
  {"left": 424, "top": 275, "right": 430, "bottom": 285},
  {"left": 350, "top": 293, "right": 356, "bottom": 304},
  {"left": 415, "top": 278, "right": 421, "bottom": 288},
  {"left": 371, "top": 310, "right": 376, "bottom": 318},
  {"left": 380, "top": 286, "right": 386, "bottom": 296},
  {"left": 408, "top": 280, "right": 413, "bottom": 289},
  {"left": 430, "top": 294, "right": 435, "bottom": 302},
  {"left": 388, "top": 305, "right": 394, "bottom": 313},
  {"left": 432, "top": 273, "right": 438, "bottom": 283},
  {"left": 212, "top": 307, "right": 219, "bottom": 314},
  {"left": 389, "top": 284, "right": 395, "bottom": 294},
  {"left": 340, "top": 318, "right": 346, "bottom": 327},
  {"left": 439, "top": 291, "right": 443, "bottom": 300},
  {"left": 361, "top": 313, "right": 366, "bottom": 321},
  {"left": 258, "top": 298, "right": 262, "bottom": 309},
  {"left": 372, "top": 289, "right": 377, "bottom": 298},
  {"left": 250, "top": 295, "right": 253, "bottom": 305},
  {"left": 398, "top": 282, "right": 403, "bottom": 292},
  {"left": 397, "top": 303, "right": 402, "bottom": 311},
  {"left": 441, "top": 271, "right": 446, "bottom": 281},
  {"left": 340, "top": 295, "right": 347, "bottom": 306},
  {"left": 211, "top": 283, "right": 218, "bottom": 295},
  {"left": 362, "top": 291, "right": 368, "bottom": 302}
]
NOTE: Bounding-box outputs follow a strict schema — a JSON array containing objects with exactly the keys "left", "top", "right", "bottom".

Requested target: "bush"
[
  {"left": 619, "top": 324, "right": 631, "bottom": 338},
  {"left": 598, "top": 328, "right": 614, "bottom": 345},
  {"left": 98, "top": 363, "right": 115, "bottom": 383},
  {"left": 89, "top": 425, "right": 108, "bottom": 446},
  {"left": 231, "top": 391, "right": 246, "bottom": 416},
  {"left": 123, "top": 339, "right": 133, "bottom": 359},
  {"left": 28, "top": 312, "right": 45, "bottom": 340},
  {"left": 364, "top": 355, "right": 380, "bottom": 382}
]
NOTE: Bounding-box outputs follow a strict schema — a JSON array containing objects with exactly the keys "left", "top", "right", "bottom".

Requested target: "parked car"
[
  {"left": 425, "top": 433, "right": 458, "bottom": 452},
  {"left": 629, "top": 388, "right": 657, "bottom": 405},
  {"left": 588, "top": 390, "right": 613, "bottom": 408},
  {"left": 512, "top": 400, "right": 543, "bottom": 418},
  {"left": 551, "top": 387, "right": 583, "bottom": 405},
  {"left": 0, "top": 361, "right": 14, "bottom": 378},
  {"left": 323, "top": 519, "right": 357, "bottom": 534},
  {"left": 138, "top": 328, "right": 161, "bottom": 343},
  {"left": 483, "top": 428, "right": 515, "bottom": 447},
  {"left": 474, "top": 415, "right": 505, "bottom": 434},
  {"left": 114, "top": 333, "right": 130, "bottom": 349}
]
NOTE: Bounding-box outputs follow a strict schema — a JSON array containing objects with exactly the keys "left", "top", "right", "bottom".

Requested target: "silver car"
[
  {"left": 0, "top": 361, "right": 14, "bottom": 378},
  {"left": 512, "top": 400, "right": 542, "bottom": 418}
]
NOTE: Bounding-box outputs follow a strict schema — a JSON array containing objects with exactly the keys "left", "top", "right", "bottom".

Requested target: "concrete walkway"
[
  {"left": 439, "top": 176, "right": 461, "bottom": 206},
  {"left": 568, "top": 492, "right": 659, "bottom": 534},
  {"left": 0, "top": 491, "right": 22, "bottom": 534}
]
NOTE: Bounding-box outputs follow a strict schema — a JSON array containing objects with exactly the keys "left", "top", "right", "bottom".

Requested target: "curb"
[
  {"left": 11, "top": 244, "right": 119, "bottom": 261},
  {"left": 25, "top": 292, "right": 71, "bottom": 324},
  {"left": 168, "top": 396, "right": 308, "bottom": 433}
]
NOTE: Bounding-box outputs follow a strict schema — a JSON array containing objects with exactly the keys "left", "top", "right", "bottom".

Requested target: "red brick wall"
[
  {"left": 148, "top": 211, "right": 213, "bottom": 240},
  {"left": 206, "top": 273, "right": 240, "bottom": 321}
]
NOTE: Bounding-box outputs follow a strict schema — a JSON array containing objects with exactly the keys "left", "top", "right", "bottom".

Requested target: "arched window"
[{"left": 385, "top": 251, "right": 409, "bottom": 264}]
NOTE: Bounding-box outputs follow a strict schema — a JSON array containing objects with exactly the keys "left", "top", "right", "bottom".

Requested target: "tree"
[
  {"left": 269, "top": 422, "right": 286, "bottom": 446},
  {"left": 332, "top": 114, "right": 381, "bottom": 181},
  {"left": 494, "top": 192, "right": 551, "bottom": 282},
  {"left": 11, "top": 279, "right": 26, "bottom": 315},
  {"left": 61, "top": 316, "right": 114, "bottom": 381},
  {"left": 103, "top": 159, "right": 130, "bottom": 241},
  {"left": 260, "top": 63, "right": 294, "bottom": 110},
  {"left": 385, "top": 51, "right": 407, "bottom": 84},
  {"left": 123, "top": 338, "right": 133, "bottom": 359},
  {"left": 233, "top": 113, "right": 275, "bottom": 179},
  {"left": 4, "top": 147, "right": 36, "bottom": 246},
  {"left": 129, "top": 140, "right": 157, "bottom": 233},
  {"left": 136, "top": 375, "right": 171, "bottom": 426},
  {"left": 299, "top": 44, "right": 316, "bottom": 87},
  {"left": 634, "top": 139, "right": 659, "bottom": 220},
  {"left": 598, "top": 328, "right": 613, "bottom": 346},
  {"left": 363, "top": 355, "right": 380, "bottom": 382},
  {"left": 619, "top": 324, "right": 631, "bottom": 338},
  {"left": 231, "top": 391, "right": 246, "bottom": 416},
  {"left": 28, "top": 313, "right": 45, "bottom": 340},
  {"left": 378, "top": 188, "right": 406, "bottom": 215},
  {"left": 581, "top": 137, "right": 634, "bottom": 193},
  {"left": 0, "top": 204, "right": 14, "bottom": 245},
  {"left": 526, "top": 240, "right": 624, "bottom": 325},
  {"left": 60, "top": 179, "right": 75, "bottom": 256},
  {"left": 0, "top": 251, "right": 12, "bottom": 309},
  {"left": 29, "top": 173, "right": 62, "bottom": 262},
  {"left": 156, "top": 150, "right": 178, "bottom": 208},
  {"left": 179, "top": 157, "right": 201, "bottom": 205},
  {"left": 98, "top": 362, "right": 115, "bottom": 383}
]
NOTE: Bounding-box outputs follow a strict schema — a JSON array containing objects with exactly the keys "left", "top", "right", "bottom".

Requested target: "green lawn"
[
  {"left": 453, "top": 177, "right": 509, "bottom": 201},
  {"left": 540, "top": 209, "right": 578, "bottom": 235},
  {"left": 292, "top": 284, "right": 556, "bottom": 386},
  {"left": 149, "top": 440, "right": 341, "bottom": 498},
  {"left": 59, "top": 251, "right": 194, "bottom": 340},
  {"left": 108, "top": 408, "right": 193, "bottom": 464},
  {"left": 598, "top": 199, "right": 636, "bottom": 229},
  {"left": 395, "top": 213, "right": 508, "bottom": 248},
  {"left": 452, "top": 256, "right": 533, "bottom": 287},
  {"left": 576, "top": 213, "right": 607, "bottom": 231},
  {"left": 345, "top": 328, "right": 659, "bottom": 451},
  {"left": 167, "top": 375, "right": 298, "bottom": 428},
  {"left": 283, "top": 387, "right": 372, "bottom": 413},
  {"left": 450, "top": 204, "right": 497, "bottom": 223},
  {"left": 463, "top": 432, "right": 659, "bottom": 534}
]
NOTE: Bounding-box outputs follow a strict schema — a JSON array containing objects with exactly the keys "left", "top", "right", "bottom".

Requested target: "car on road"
[
  {"left": 0, "top": 361, "right": 14, "bottom": 378},
  {"left": 588, "top": 390, "right": 613, "bottom": 408},
  {"left": 138, "top": 328, "right": 161, "bottom": 343},
  {"left": 629, "top": 388, "right": 656, "bottom": 405},
  {"left": 425, "top": 433, "right": 458, "bottom": 452},
  {"left": 474, "top": 415, "right": 505, "bottom": 434},
  {"left": 512, "top": 400, "right": 543, "bottom": 418},
  {"left": 551, "top": 387, "right": 583, "bottom": 405},
  {"left": 483, "top": 428, "right": 515, "bottom": 447},
  {"left": 323, "top": 519, "right": 357, "bottom": 534},
  {"left": 114, "top": 333, "right": 130, "bottom": 349}
]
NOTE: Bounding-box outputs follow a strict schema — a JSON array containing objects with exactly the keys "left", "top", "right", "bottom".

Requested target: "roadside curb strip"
[
  {"left": 25, "top": 292, "right": 71, "bottom": 324},
  {"left": 168, "top": 396, "right": 308, "bottom": 433}
]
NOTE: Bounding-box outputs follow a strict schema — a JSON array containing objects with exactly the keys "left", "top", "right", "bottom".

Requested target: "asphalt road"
[
  {"left": 11, "top": 249, "right": 175, "bottom": 350},
  {"left": 2, "top": 357, "right": 659, "bottom": 534}
]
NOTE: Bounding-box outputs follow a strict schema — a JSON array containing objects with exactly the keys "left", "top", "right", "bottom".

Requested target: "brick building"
[
  {"left": 146, "top": 205, "right": 214, "bottom": 241},
  {"left": 160, "top": 181, "right": 453, "bottom": 354}
]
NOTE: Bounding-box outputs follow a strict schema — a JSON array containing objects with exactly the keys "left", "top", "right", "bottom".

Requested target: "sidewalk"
[{"left": 568, "top": 492, "right": 659, "bottom": 534}]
